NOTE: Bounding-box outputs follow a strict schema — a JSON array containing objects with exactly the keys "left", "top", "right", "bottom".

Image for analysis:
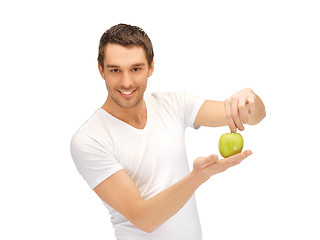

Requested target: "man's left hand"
[{"left": 224, "top": 88, "right": 256, "bottom": 132}]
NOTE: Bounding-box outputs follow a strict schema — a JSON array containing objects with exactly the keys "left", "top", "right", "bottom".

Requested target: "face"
[{"left": 99, "top": 43, "right": 154, "bottom": 109}]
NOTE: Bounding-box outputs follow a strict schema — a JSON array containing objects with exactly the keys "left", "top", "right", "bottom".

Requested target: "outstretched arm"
[
  {"left": 194, "top": 88, "right": 266, "bottom": 132},
  {"left": 93, "top": 151, "right": 252, "bottom": 233}
]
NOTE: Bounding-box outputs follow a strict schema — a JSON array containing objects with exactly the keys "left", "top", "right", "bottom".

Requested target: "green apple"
[{"left": 219, "top": 133, "right": 244, "bottom": 158}]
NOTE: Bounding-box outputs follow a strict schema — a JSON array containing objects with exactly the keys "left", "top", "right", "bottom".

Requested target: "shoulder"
[
  {"left": 70, "top": 109, "right": 114, "bottom": 153},
  {"left": 148, "top": 91, "right": 186, "bottom": 100},
  {"left": 147, "top": 91, "right": 204, "bottom": 109},
  {"left": 146, "top": 91, "right": 190, "bottom": 106},
  {"left": 72, "top": 108, "right": 110, "bottom": 138}
]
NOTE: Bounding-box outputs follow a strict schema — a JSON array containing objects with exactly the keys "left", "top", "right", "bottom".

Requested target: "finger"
[
  {"left": 206, "top": 151, "right": 252, "bottom": 175},
  {"left": 247, "top": 95, "right": 256, "bottom": 114},
  {"left": 227, "top": 150, "right": 252, "bottom": 165},
  {"left": 196, "top": 154, "right": 219, "bottom": 169},
  {"left": 224, "top": 99, "right": 237, "bottom": 133},
  {"left": 231, "top": 97, "right": 244, "bottom": 131},
  {"left": 238, "top": 98, "right": 248, "bottom": 124},
  {"left": 204, "top": 154, "right": 219, "bottom": 166}
]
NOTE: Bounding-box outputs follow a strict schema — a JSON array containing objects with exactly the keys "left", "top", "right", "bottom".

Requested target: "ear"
[
  {"left": 98, "top": 62, "right": 105, "bottom": 79},
  {"left": 147, "top": 59, "right": 154, "bottom": 77}
]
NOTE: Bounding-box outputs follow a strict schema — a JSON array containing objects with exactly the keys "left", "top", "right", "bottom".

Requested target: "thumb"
[{"left": 201, "top": 154, "right": 219, "bottom": 168}]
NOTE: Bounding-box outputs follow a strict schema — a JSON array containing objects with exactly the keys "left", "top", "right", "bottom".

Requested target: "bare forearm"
[
  {"left": 133, "top": 171, "right": 204, "bottom": 233},
  {"left": 133, "top": 151, "right": 251, "bottom": 233},
  {"left": 93, "top": 152, "right": 251, "bottom": 234}
]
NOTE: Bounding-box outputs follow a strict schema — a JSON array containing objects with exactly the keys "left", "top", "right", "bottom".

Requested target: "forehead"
[{"left": 104, "top": 43, "right": 147, "bottom": 67}]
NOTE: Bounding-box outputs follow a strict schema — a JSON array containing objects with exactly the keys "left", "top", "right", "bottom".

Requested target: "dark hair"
[{"left": 98, "top": 23, "right": 154, "bottom": 69}]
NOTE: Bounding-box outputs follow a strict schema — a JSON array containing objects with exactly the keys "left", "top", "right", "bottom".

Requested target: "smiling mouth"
[{"left": 118, "top": 89, "right": 136, "bottom": 97}]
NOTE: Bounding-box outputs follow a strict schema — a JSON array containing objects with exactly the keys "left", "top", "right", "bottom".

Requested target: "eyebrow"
[
  {"left": 105, "top": 64, "right": 120, "bottom": 69},
  {"left": 105, "top": 63, "right": 146, "bottom": 69}
]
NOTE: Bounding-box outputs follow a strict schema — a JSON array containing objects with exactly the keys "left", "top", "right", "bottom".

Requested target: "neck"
[{"left": 101, "top": 96, "right": 147, "bottom": 129}]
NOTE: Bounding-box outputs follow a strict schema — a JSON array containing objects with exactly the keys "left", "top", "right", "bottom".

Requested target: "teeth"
[{"left": 120, "top": 90, "right": 134, "bottom": 95}]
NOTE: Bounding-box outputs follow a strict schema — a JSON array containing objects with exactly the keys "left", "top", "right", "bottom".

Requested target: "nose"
[{"left": 121, "top": 71, "right": 134, "bottom": 89}]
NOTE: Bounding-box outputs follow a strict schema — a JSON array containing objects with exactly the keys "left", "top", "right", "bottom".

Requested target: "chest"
[
  {"left": 112, "top": 116, "right": 189, "bottom": 198},
  {"left": 116, "top": 119, "right": 185, "bottom": 170}
]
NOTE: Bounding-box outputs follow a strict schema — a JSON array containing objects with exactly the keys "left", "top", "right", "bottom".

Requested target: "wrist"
[{"left": 189, "top": 170, "right": 209, "bottom": 187}]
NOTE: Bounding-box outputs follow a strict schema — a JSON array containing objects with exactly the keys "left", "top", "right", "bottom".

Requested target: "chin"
[{"left": 115, "top": 94, "right": 144, "bottom": 108}]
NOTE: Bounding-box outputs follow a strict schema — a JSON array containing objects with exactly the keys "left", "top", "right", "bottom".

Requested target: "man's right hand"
[
  {"left": 191, "top": 150, "right": 253, "bottom": 183},
  {"left": 93, "top": 150, "right": 252, "bottom": 233}
]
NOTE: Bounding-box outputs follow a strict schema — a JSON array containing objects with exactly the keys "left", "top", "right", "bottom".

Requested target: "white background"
[{"left": 1, "top": 0, "right": 319, "bottom": 239}]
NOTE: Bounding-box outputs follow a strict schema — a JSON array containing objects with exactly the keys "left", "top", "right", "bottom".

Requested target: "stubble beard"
[
  {"left": 109, "top": 86, "right": 146, "bottom": 109},
  {"left": 116, "top": 91, "right": 143, "bottom": 108},
  {"left": 105, "top": 77, "right": 148, "bottom": 109}
]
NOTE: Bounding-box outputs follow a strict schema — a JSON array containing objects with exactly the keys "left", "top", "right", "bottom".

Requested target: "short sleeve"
[
  {"left": 167, "top": 92, "right": 205, "bottom": 129},
  {"left": 70, "top": 133, "right": 124, "bottom": 189}
]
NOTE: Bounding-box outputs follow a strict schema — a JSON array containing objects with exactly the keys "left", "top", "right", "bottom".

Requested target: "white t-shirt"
[{"left": 70, "top": 92, "right": 205, "bottom": 240}]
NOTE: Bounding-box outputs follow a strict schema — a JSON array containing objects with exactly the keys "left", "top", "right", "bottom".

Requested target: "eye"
[
  {"left": 111, "top": 69, "right": 120, "bottom": 73},
  {"left": 132, "top": 67, "right": 141, "bottom": 72}
]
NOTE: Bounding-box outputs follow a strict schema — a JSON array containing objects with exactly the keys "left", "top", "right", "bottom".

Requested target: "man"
[{"left": 70, "top": 23, "right": 266, "bottom": 240}]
